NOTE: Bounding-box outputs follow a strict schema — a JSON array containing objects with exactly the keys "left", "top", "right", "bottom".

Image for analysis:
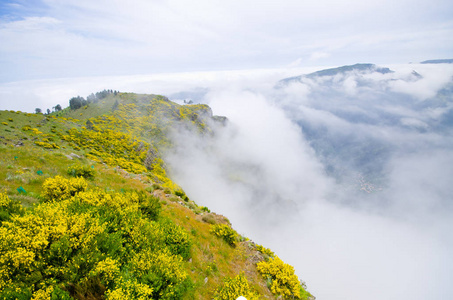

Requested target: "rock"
[{"left": 70, "top": 153, "right": 82, "bottom": 159}]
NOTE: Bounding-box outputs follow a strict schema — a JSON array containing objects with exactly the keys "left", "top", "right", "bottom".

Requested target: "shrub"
[
  {"left": 201, "top": 214, "right": 216, "bottom": 225},
  {"left": 159, "top": 219, "right": 192, "bottom": 259},
  {"left": 0, "top": 192, "right": 24, "bottom": 223},
  {"left": 0, "top": 182, "right": 196, "bottom": 299},
  {"left": 34, "top": 141, "right": 60, "bottom": 149},
  {"left": 213, "top": 273, "right": 259, "bottom": 300},
  {"left": 210, "top": 224, "right": 238, "bottom": 246},
  {"left": 67, "top": 164, "right": 95, "bottom": 180},
  {"left": 174, "top": 190, "right": 185, "bottom": 198},
  {"left": 256, "top": 244, "right": 275, "bottom": 258},
  {"left": 256, "top": 256, "right": 304, "bottom": 299},
  {"left": 105, "top": 279, "right": 154, "bottom": 300},
  {"left": 130, "top": 250, "right": 191, "bottom": 298},
  {"left": 42, "top": 175, "right": 87, "bottom": 201},
  {"left": 139, "top": 194, "right": 161, "bottom": 221}
]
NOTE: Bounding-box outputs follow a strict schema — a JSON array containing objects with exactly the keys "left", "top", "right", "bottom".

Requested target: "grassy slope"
[{"left": 0, "top": 94, "right": 312, "bottom": 300}]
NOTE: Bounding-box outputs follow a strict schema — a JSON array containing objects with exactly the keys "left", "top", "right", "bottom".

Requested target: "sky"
[{"left": 0, "top": 0, "right": 452, "bottom": 85}]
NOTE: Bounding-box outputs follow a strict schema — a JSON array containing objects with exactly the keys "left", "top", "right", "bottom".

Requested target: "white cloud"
[
  {"left": 1, "top": 0, "right": 453, "bottom": 82},
  {"left": 160, "top": 63, "right": 453, "bottom": 300},
  {"left": 388, "top": 64, "right": 453, "bottom": 100},
  {"left": 309, "top": 51, "right": 331, "bottom": 61}
]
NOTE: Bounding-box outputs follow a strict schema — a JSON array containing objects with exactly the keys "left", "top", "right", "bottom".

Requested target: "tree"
[
  {"left": 35, "top": 108, "right": 42, "bottom": 114},
  {"left": 69, "top": 96, "right": 85, "bottom": 110},
  {"left": 46, "top": 109, "right": 51, "bottom": 115},
  {"left": 87, "top": 93, "right": 96, "bottom": 103},
  {"left": 54, "top": 104, "right": 62, "bottom": 112}
]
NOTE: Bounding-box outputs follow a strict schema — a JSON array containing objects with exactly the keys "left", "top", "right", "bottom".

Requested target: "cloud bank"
[{"left": 164, "top": 63, "right": 453, "bottom": 300}]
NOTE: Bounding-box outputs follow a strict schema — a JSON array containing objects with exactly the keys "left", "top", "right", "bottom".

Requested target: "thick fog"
[{"left": 165, "top": 63, "right": 453, "bottom": 300}]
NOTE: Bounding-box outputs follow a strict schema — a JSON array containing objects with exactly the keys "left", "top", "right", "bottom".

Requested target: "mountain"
[
  {"left": 277, "top": 63, "right": 393, "bottom": 86},
  {"left": 0, "top": 93, "right": 314, "bottom": 300},
  {"left": 420, "top": 58, "right": 453, "bottom": 64},
  {"left": 273, "top": 63, "right": 453, "bottom": 203}
]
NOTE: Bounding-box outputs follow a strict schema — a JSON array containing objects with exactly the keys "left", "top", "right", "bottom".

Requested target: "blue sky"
[{"left": 0, "top": 0, "right": 452, "bottom": 83}]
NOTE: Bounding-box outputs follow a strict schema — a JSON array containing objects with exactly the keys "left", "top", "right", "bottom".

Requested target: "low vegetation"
[{"left": 0, "top": 92, "right": 313, "bottom": 299}]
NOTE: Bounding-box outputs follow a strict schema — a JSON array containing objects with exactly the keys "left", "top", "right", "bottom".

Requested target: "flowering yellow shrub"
[
  {"left": 130, "top": 249, "right": 188, "bottom": 298},
  {"left": 256, "top": 256, "right": 303, "bottom": 299},
  {"left": 0, "top": 192, "right": 24, "bottom": 221},
  {"left": 63, "top": 127, "right": 148, "bottom": 174},
  {"left": 105, "top": 279, "right": 154, "bottom": 300},
  {"left": 0, "top": 180, "right": 193, "bottom": 298},
  {"left": 213, "top": 273, "right": 260, "bottom": 300},
  {"left": 67, "top": 164, "right": 95, "bottom": 179},
  {"left": 256, "top": 244, "right": 275, "bottom": 258},
  {"left": 31, "top": 128, "right": 43, "bottom": 135},
  {"left": 210, "top": 224, "right": 238, "bottom": 246},
  {"left": 0, "top": 193, "right": 10, "bottom": 208},
  {"left": 42, "top": 175, "right": 87, "bottom": 201},
  {"left": 34, "top": 141, "right": 60, "bottom": 149},
  {"left": 0, "top": 201, "right": 103, "bottom": 293},
  {"left": 31, "top": 286, "right": 54, "bottom": 300},
  {"left": 89, "top": 257, "right": 120, "bottom": 285}
]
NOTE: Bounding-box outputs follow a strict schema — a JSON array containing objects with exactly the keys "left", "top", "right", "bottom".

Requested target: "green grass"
[{"left": 0, "top": 93, "right": 311, "bottom": 300}]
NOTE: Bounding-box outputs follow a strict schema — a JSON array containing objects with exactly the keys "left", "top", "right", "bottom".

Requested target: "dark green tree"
[{"left": 69, "top": 96, "right": 85, "bottom": 110}]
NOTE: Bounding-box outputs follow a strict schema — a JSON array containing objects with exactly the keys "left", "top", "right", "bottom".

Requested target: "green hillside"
[{"left": 0, "top": 92, "right": 313, "bottom": 300}]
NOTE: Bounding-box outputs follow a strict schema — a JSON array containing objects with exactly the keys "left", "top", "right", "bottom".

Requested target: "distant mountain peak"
[
  {"left": 420, "top": 59, "right": 453, "bottom": 64},
  {"left": 278, "top": 63, "right": 393, "bottom": 86},
  {"left": 306, "top": 63, "right": 393, "bottom": 78}
]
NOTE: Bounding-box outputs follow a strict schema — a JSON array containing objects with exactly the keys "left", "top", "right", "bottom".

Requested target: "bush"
[
  {"left": 256, "top": 256, "right": 305, "bottom": 299},
  {"left": 256, "top": 244, "right": 275, "bottom": 258},
  {"left": 201, "top": 214, "right": 217, "bottom": 225},
  {"left": 34, "top": 141, "right": 60, "bottom": 149},
  {"left": 174, "top": 189, "right": 185, "bottom": 198},
  {"left": 67, "top": 164, "right": 95, "bottom": 180},
  {"left": 42, "top": 175, "right": 88, "bottom": 201},
  {"left": 139, "top": 194, "right": 161, "bottom": 220},
  {"left": 213, "top": 273, "right": 259, "bottom": 300},
  {"left": 0, "top": 193, "right": 24, "bottom": 223},
  {"left": 1, "top": 181, "right": 195, "bottom": 299},
  {"left": 210, "top": 224, "right": 238, "bottom": 246},
  {"left": 159, "top": 219, "right": 192, "bottom": 259}
]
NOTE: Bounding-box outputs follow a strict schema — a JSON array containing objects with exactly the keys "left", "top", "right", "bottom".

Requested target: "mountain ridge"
[{"left": 0, "top": 92, "right": 314, "bottom": 300}]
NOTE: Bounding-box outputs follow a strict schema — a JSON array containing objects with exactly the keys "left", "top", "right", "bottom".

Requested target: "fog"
[{"left": 165, "top": 63, "right": 453, "bottom": 300}]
